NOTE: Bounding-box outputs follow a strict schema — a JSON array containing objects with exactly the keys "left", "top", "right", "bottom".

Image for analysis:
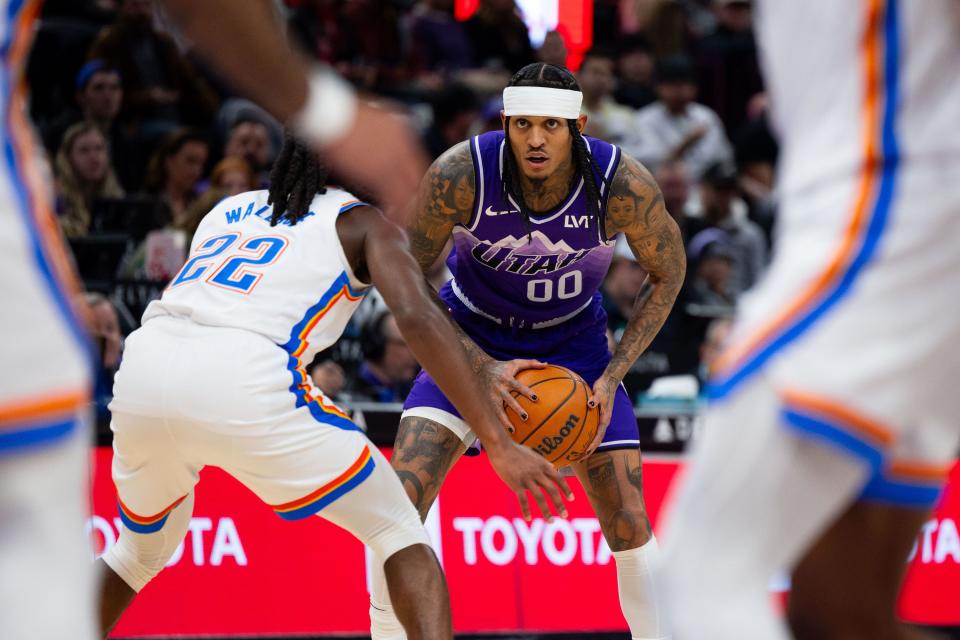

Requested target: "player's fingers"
[
  {"left": 587, "top": 387, "right": 602, "bottom": 409},
  {"left": 509, "top": 377, "right": 538, "bottom": 402},
  {"left": 495, "top": 405, "right": 515, "bottom": 433},
  {"left": 517, "top": 491, "right": 531, "bottom": 522},
  {"left": 529, "top": 487, "right": 554, "bottom": 523},
  {"left": 557, "top": 475, "right": 575, "bottom": 501},
  {"left": 509, "top": 358, "right": 547, "bottom": 371},
  {"left": 584, "top": 429, "right": 604, "bottom": 457},
  {"left": 540, "top": 477, "right": 569, "bottom": 519},
  {"left": 501, "top": 391, "right": 528, "bottom": 422}
]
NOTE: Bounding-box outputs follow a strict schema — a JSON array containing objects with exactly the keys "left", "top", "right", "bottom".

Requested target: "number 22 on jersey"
[{"left": 169, "top": 232, "right": 288, "bottom": 294}]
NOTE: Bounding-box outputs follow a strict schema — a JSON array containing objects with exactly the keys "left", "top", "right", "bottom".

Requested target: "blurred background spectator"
[
  {"left": 656, "top": 162, "right": 692, "bottom": 241},
  {"left": 463, "top": 0, "right": 535, "bottom": 73},
  {"left": 695, "top": 0, "right": 762, "bottom": 134},
  {"left": 535, "top": 30, "right": 568, "bottom": 67},
  {"left": 54, "top": 122, "right": 125, "bottom": 237},
  {"left": 687, "top": 161, "right": 766, "bottom": 294},
  {"left": 613, "top": 34, "right": 655, "bottom": 110},
  {"left": 602, "top": 256, "right": 648, "bottom": 337},
  {"left": 32, "top": 0, "right": 778, "bottom": 418},
  {"left": 88, "top": 0, "right": 218, "bottom": 139},
  {"left": 85, "top": 292, "right": 123, "bottom": 424},
  {"left": 406, "top": 0, "right": 475, "bottom": 77},
  {"left": 210, "top": 157, "right": 257, "bottom": 197},
  {"left": 631, "top": 54, "right": 733, "bottom": 180},
  {"left": 423, "top": 82, "right": 480, "bottom": 159},
  {"left": 347, "top": 311, "right": 419, "bottom": 403},
  {"left": 578, "top": 48, "right": 636, "bottom": 148},
  {"left": 143, "top": 128, "right": 209, "bottom": 226},
  {"left": 220, "top": 116, "right": 273, "bottom": 187},
  {"left": 310, "top": 351, "right": 349, "bottom": 401},
  {"left": 686, "top": 228, "right": 737, "bottom": 310}
]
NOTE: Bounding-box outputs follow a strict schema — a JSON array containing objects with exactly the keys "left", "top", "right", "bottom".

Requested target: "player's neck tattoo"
[{"left": 518, "top": 154, "right": 576, "bottom": 213}]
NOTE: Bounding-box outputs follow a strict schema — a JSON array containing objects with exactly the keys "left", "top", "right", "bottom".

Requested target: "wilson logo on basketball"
[
  {"left": 507, "top": 364, "right": 599, "bottom": 467},
  {"left": 535, "top": 414, "right": 579, "bottom": 457}
]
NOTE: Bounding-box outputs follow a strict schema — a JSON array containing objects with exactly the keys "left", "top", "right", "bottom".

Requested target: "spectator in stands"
[
  {"left": 310, "top": 353, "right": 348, "bottom": 401},
  {"left": 535, "top": 30, "right": 568, "bottom": 67},
  {"left": 422, "top": 83, "right": 480, "bottom": 160},
  {"left": 75, "top": 60, "right": 122, "bottom": 134},
  {"left": 614, "top": 34, "right": 656, "bottom": 110},
  {"left": 578, "top": 48, "right": 637, "bottom": 149},
  {"left": 54, "top": 122, "right": 124, "bottom": 237},
  {"left": 85, "top": 292, "right": 123, "bottom": 424},
  {"left": 631, "top": 55, "right": 733, "bottom": 180},
  {"left": 657, "top": 162, "right": 692, "bottom": 242},
  {"left": 209, "top": 157, "right": 257, "bottom": 197},
  {"left": 143, "top": 128, "right": 209, "bottom": 227},
  {"left": 87, "top": 0, "right": 219, "bottom": 137},
  {"left": 688, "top": 161, "right": 766, "bottom": 294},
  {"left": 348, "top": 311, "right": 419, "bottom": 403},
  {"left": 602, "top": 255, "right": 648, "bottom": 337},
  {"left": 41, "top": 61, "right": 142, "bottom": 189},
  {"left": 286, "top": 0, "right": 361, "bottom": 67},
  {"left": 686, "top": 229, "right": 738, "bottom": 309},
  {"left": 406, "top": 0, "right": 474, "bottom": 74},
  {"left": 696, "top": 0, "right": 763, "bottom": 134},
  {"left": 699, "top": 316, "right": 732, "bottom": 385},
  {"left": 41, "top": 60, "right": 120, "bottom": 152},
  {"left": 463, "top": 0, "right": 535, "bottom": 73},
  {"left": 221, "top": 117, "right": 272, "bottom": 186},
  {"left": 475, "top": 96, "right": 505, "bottom": 134},
  {"left": 733, "top": 92, "right": 778, "bottom": 241}
]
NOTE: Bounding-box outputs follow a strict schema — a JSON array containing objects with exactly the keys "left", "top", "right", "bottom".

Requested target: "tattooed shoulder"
[
  {"left": 408, "top": 141, "right": 476, "bottom": 270},
  {"left": 605, "top": 153, "right": 664, "bottom": 237}
]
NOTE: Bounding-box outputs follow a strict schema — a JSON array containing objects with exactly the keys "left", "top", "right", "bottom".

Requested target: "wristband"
[{"left": 291, "top": 66, "right": 358, "bottom": 147}]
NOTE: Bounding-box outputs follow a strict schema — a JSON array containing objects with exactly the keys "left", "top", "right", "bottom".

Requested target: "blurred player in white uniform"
[
  {"left": 97, "top": 135, "right": 571, "bottom": 638},
  {"left": 660, "top": 1, "right": 960, "bottom": 638},
  {"left": 0, "top": 0, "right": 97, "bottom": 638}
]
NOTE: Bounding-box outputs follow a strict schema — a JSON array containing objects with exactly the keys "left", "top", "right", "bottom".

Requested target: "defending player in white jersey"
[
  {"left": 0, "top": 0, "right": 97, "bottom": 638},
  {"left": 96, "top": 134, "right": 572, "bottom": 639},
  {"left": 660, "top": 1, "right": 960, "bottom": 638}
]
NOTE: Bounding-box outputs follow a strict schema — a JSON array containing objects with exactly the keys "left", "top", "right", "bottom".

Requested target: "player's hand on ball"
[
  {"left": 585, "top": 375, "right": 617, "bottom": 455},
  {"left": 480, "top": 358, "right": 547, "bottom": 433},
  {"left": 486, "top": 440, "right": 574, "bottom": 523}
]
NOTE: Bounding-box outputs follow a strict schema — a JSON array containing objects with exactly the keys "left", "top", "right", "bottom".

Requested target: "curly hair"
[{"left": 267, "top": 132, "right": 329, "bottom": 226}]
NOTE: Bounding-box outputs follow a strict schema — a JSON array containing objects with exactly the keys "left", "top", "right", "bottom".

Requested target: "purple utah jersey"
[
  {"left": 439, "top": 131, "right": 621, "bottom": 339},
  {"left": 409, "top": 131, "right": 639, "bottom": 456}
]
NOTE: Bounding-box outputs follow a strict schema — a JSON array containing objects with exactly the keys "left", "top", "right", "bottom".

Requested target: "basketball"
[{"left": 506, "top": 364, "right": 599, "bottom": 467}]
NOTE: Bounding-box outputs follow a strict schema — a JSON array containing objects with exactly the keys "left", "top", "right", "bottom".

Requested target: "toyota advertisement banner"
[{"left": 87, "top": 448, "right": 960, "bottom": 637}]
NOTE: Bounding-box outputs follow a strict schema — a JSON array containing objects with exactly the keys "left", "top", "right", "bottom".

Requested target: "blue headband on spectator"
[{"left": 76, "top": 60, "right": 119, "bottom": 91}]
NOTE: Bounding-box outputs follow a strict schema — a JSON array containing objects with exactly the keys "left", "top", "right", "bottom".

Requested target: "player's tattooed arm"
[
  {"left": 407, "top": 141, "right": 475, "bottom": 271},
  {"left": 603, "top": 153, "right": 686, "bottom": 383},
  {"left": 407, "top": 142, "right": 494, "bottom": 368}
]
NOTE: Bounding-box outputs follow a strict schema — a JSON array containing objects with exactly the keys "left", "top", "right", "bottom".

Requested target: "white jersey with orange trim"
[
  {"left": 0, "top": 0, "right": 92, "bottom": 452},
  {"left": 0, "top": 1, "right": 96, "bottom": 639},
  {"left": 142, "top": 188, "right": 369, "bottom": 368},
  {"left": 705, "top": 0, "right": 960, "bottom": 499},
  {"left": 758, "top": 0, "right": 960, "bottom": 201},
  {"left": 659, "top": 3, "right": 960, "bottom": 634},
  {"left": 104, "top": 189, "right": 428, "bottom": 594}
]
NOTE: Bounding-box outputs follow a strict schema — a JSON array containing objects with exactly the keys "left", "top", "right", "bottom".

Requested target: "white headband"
[{"left": 502, "top": 86, "right": 583, "bottom": 119}]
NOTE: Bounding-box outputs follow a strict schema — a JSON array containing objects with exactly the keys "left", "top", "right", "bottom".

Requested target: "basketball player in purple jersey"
[{"left": 368, "top": 63, "right": 685, "bottom": 640}]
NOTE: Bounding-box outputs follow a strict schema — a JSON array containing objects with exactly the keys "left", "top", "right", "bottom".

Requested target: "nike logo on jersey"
[
  {"left": 563, "top": 214, "right": 594, "bottom": 229},
  {"left": 485, "top": 205, "right": 518, "bottom": 217}
]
